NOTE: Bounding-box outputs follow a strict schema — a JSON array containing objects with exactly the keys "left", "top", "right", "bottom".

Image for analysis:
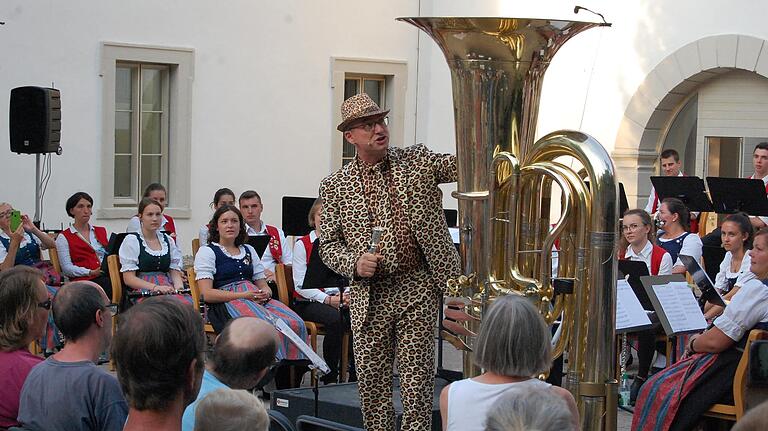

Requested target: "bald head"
[{"left": 210, "top": 317, "right": 278, "bottom": 389}]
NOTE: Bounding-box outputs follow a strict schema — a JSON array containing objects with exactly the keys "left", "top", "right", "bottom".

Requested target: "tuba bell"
[{"left": 397, "top": 17, "right": 619, "bottom": 430}]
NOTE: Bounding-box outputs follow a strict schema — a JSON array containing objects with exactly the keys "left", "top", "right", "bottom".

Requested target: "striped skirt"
[
  {"left": 215, "top": 280, "right": 308, "bottom": 361},
  {"left": 632, "top": 349, "right": 740, "bottom": 431},
  {"left": 133, "top": 271, "right": 194, "bottom": 306}
]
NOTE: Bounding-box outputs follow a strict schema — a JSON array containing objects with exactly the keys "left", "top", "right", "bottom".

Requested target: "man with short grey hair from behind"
[
  {"left": 181, "top": 316, "right": 278, "bottom": 431},
  {"left": 484, "top": 386, "right": 575, "bottom": 431},
  {"left": 193, "top": 388, "right": 269, "bottom": 431}
]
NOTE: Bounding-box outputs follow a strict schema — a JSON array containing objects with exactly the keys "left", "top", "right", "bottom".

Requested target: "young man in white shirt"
[{"left": 238, "top": 190, "right": 293, "bottom": 285}]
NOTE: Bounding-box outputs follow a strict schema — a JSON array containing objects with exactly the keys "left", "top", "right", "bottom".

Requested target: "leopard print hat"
[{"left": 337, "top": 93, "right": 390, "bottom": 131}]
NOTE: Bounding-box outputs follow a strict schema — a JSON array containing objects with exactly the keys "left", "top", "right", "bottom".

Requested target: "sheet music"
[
  {"left": 651, "top": 281, "right": 707, "bottom": 334},
  {"left": 449, "top": 227, "right": 460, "bottom": 244},
  {"left": 271, "top": 316, "right": 331, "bottom": 375},
  {"left": 616, "top": 279, "right": 652, "bottom": 332}
]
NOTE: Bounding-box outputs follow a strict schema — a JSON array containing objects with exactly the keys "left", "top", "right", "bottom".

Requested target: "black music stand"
[
  {"left": 443, "top": 209, "right": 458, "bottom": 228},
  {"left": 679, "top": 254, "right": 726, "bottom": 308},
  {"left": 706, "top": 177, "right": 768, "bottom": 216},
  {"left": 619, "top": 183, "right": 629, "bottom": 216},
  {"left": 247, "top": 235, "right": 271, "bottom": 259},
  {"left": 650, "top": 176, "right": 714, "bottom": 212},
  {"left": 303, "top": 241, "right": 349, "bottom": 290},
  {"left": 618, "top": 260, "right": 654, "bottom": 311},
  {"left": 282, "top": 196, "right": 317, "bottom": 237}
]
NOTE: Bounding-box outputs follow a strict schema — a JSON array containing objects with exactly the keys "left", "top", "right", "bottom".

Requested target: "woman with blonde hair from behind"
[
  {"left": 193, "top": 388, "right": 268, "bottom": 431},
  {"left": 484, "top": 386, "right": 575, "bottom": 431},
  {"left": 439, "top": 295, "right": 578, "bottom": 431}
]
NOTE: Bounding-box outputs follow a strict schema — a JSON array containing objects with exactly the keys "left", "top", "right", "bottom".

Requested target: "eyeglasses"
[
  {"left": 104, "top": 303, "right": 119, "bottom": 315},
  {"left": 0, "top": 209, "right": 14, "bottom": 219},
  {"left": 349, "top": 116, "right": 388, "bottom": 132},
  {"left": 37, "top": 298, "right": 52, "bottom": 310},
  {"left": 622, "top": 224, "right": 645, "bottom": 232}
]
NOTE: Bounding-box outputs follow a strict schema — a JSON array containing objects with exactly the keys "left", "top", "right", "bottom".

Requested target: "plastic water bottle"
[{"left": 619, "top": 373, "right": 631, "bottom": 407}]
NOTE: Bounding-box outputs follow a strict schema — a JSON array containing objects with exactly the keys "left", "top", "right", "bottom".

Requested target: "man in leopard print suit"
[{"left": 319, "top": 93, "right": 461, "bottom": 431}]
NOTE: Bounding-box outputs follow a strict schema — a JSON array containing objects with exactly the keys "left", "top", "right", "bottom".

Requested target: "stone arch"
[{"left": 612, "top": 34, "right": 768, "bottom": 207}]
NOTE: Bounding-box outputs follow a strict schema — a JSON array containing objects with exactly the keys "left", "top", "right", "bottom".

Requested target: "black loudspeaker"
[{"left": 9, "top": 86, "right": 62, "bottom": 154}]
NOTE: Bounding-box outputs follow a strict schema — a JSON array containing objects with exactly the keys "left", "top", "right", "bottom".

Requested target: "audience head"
[
  {"left": 721, "top": 213, "right": 753, "bottom": 252},
  {"left": 749, "top": 228, "right": 768, "bottom": 278},
  {"left": 659, "top": 149, "right": 681, "bottom": 177},
  {"left": 308, "top": 197, "right": 322, "bottom": 231},
  {"left": 193, "top": 388, "right": 268, "bottom": 431},
  {"left": 112, "top": 297, "right": 205, "bottom": 412},
  {"left": 210, "top": 188, "right": 236, "bottom": 210},
  {"left": 0, "top": 266, "right": 48, "bottom": 351},
  {"left": 53, "top": 281, "right": 113, "bottom": 348},
  {"left": 473, "top": 295, "right": 551, "bottom": 377},
  {"left": 658, "top": 197, "right": 690, "bottom": 232},
  {"left": 207, "top": 205, "right": 248, "bottom": 246},
  {"left": 137, "top": 197, "right": 164, "bottom": 232},
  {"left": 754, "top": 142, "right": 768, "bottom": 178},
  {"left": 484, "top": 386, "right": 575, "bottom": 431},
  {"left": 142, "top": 183, "right": 168, "bottom": 209},
  {"left": 621, "top": 209, "right": 654, "bottom": 250},
  {"left": 238, "top": 190, "right": 263, "bottom": 226},
  {"left": 65, "top": 192, "right": 94, "bottom": 224},
  {"left": 210, "top": 317, "right": 278, "bottom": 390}
]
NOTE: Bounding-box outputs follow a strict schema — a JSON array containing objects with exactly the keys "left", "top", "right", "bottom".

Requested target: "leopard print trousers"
[{"left": 351, "top": 268, "right": 439, "bottom": 431}]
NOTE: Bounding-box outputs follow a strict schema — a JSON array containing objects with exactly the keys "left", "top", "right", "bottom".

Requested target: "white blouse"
[
  {"left": 714, "top": 278, "right": 768, "bottom": 342},
  {"left": 193, "top": 242, "right": 265, "bottom": 282},
  {"left": 118, "top": 231, "right": 182, "bottom": 273},
  {"left": 714, "top": 250, "right": 756, "bottom": 293},
  {"left": 623, "top": 240, "right": 674, "bottom": 276}
]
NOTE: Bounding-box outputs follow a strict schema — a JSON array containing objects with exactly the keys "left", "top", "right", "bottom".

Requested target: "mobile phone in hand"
[{"left": 9, "top": 210, "right": 21, "bottom": 231}]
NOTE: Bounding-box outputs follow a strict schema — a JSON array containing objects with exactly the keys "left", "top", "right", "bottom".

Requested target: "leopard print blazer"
[{"left": 319, "top": 144, "right": 461, "bottom": 292}]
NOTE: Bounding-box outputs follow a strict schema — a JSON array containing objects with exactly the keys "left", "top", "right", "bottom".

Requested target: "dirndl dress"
[
  {"left": 198, "top": 243, "right": 308, "bottom": 361},
  {"left": 118, "top": 232, "right": 193, "bottom": 307}
]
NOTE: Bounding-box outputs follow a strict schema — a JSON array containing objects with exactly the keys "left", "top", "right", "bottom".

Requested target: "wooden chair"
[
  {"left": 106, "top": 255, "right": 124, "bottom": 370},
  {"left": 275, "top": 263, "right": 351, "bottom": 383},
  {"left": 702, "top": 329, "right": 768, "bottom": 422},
  {"left": 47, "top": 246, "right": 62, "bottom": 275},
  {"left": 192, "top": 238, "right": 200, "bottom": 258},
  {"left": 186, "top": 267, "right": 216, "bottom": 336}
]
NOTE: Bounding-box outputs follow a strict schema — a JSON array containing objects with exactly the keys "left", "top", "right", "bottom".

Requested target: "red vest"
[
  {"left": 265, "top": 225, "right": 283, "bottom": 262},
  {"left": 619, "top": 244, "right": 667, "bottom": 275},
  {"left": 163, "top": 215, "right": 177, "bottom": 239},
  {"left": 60, "top": 226, "right": 109, "bottom": 280}
]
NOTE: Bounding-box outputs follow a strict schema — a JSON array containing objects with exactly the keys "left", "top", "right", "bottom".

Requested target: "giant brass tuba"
[{"left": 397, "top": 17, "right": 619, "bottom": 430}]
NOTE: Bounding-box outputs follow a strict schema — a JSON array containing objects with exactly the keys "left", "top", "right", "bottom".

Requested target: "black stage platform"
[{"left": 271, "top": 377, "right": 451, "bottom": 430}]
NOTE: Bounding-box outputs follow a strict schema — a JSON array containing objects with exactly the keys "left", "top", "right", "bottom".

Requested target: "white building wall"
[{"left": 3, "top": 0, "right": 768, "bottom": 253}]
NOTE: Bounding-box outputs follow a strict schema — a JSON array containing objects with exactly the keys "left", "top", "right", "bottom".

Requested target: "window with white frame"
[
  {"left": 100, "top": 43, "right": 194, "bottom": 219},
  {"left": 114, "top": 63, "right": 170, "bottom": 204}
]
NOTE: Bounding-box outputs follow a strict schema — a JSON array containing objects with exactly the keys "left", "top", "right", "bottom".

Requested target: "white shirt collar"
[{"left": 625, "top": 240, "right": 653, "bottom": 259}]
